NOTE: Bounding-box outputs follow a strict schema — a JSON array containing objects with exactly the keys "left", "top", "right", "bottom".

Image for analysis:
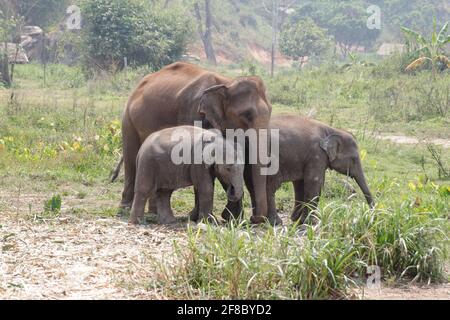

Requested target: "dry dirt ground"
[
  {"left": 376, "top": 135, "right": 450, "bottom": 149},
  {"left": 0, "top": 213, "right": 186, "bottom": 299},
  {"left": 1, "top": 189, "right": 449, "bottom": 300}
]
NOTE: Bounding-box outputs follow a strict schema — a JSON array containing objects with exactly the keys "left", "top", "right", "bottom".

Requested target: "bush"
[
  {"left": 279, "top": 18, "right": 333, "bottom": 62},
  {"left": 80, "top": 0, "right": 192, "bottom": 72}
]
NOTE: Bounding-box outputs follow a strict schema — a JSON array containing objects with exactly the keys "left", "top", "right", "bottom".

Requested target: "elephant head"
[
  {"left": 198, "top": 77, "right": 272, "bottom": 131},
  {"left": 320, "top": 132, "right": 374, "bottom": 207},
  {"left": 198, "top": 77, "right": 272, "bottom": 222},
  {"left": 203, "top": 133, "right": 245, "bottom": 203},
  {"left": 215, "top": 162, "right": 245, "bottom": 202}
]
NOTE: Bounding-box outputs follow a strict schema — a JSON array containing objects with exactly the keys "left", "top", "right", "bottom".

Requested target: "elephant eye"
[{"left": 240, "top": 110, "right": 254, "bottom": 122}]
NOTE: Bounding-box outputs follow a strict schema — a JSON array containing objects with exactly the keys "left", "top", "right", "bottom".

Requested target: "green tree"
[
  {"left": 290, "top": 1, "right": 380, "bottom": 55},
  {"left": 80, "top": 0, "right": 192, "bottom": 72},
  {"left": 279, "top": 18, "right": 332, "bottom": 61},
  {"left": 0, "top": 4, "right": 23, "bottom": 86}
]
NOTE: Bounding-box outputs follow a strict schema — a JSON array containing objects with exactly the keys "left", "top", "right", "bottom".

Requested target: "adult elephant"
[{"left": 120, "top": 62, "right": 272, "bottom": 224}]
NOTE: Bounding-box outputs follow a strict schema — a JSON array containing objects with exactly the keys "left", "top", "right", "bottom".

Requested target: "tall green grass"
[{"left": 156, "top": 192, "right": 448, "bottom": 299}]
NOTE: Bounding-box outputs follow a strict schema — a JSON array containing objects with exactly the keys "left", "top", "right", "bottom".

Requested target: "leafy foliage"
[
  {"left": 402, "top": 20, "right": 450, "bottom": 73},
  {"left": 291, "top": 1, "right": 380, "bottom": 52},
  {"left": 44, "top": 194, "right": 62, "bottom": 214},
  {"left": 80, "top": 0, "right": 192, "bottom": 72},
  {"left": 279, "top": 18, "right": 332, "bottom": 61}
]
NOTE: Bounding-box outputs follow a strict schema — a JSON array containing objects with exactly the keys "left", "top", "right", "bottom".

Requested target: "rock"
[
  {"left": 22, "top": 26, "right": 43, "bottom": 37},
  {"left": 181, "top": 54, "right": 201, "bottom": 62},
  {"left": 19, "top": 26, "right": 45, "bottom": 62},
  {"left": 0, "top": 43, "right": 29, "bottom": 64}
]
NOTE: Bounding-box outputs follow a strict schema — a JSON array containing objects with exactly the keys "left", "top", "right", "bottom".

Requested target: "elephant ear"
[
  {"left": 198, "top": 85, "right": 228, "bottom": 130},
  {"left": 202, "top": 134, "right": 219, "bottom": 169},
  {"left": 320, "top": 135, "right": 340, "bottom": 162}
]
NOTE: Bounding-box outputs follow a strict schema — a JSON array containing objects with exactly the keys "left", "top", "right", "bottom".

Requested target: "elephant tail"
[{"left": 110, "top": 156, "right": 124, "bottom": 183}]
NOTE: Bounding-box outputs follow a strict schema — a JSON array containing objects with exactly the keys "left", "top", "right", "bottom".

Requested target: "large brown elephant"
[{"left": 120, "top": 62, "right": 272, "bottom": 223}]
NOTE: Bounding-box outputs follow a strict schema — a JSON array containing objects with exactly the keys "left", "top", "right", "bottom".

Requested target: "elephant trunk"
[
  {"left": 227, "top": 174, "right": 244, "bottom": 203},
  {"left": 353, "top": 161, "right": 374, "bottom": 208}
]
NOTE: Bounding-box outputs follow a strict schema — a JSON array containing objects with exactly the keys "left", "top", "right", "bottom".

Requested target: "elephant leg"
[
  {"left": 249, "top": 164, "right": 269, "bottom": 224},
  {"left": 267, "top": 189, "right": 282, "bottom": 226},
  {"left": 245, "top": 164, "right": 281, "bottom": 226},
  {"left": 147, "top": 197, "right": 157, "bottom": 214},
  {"left": 156, "top": 190, "right": 177, "bottom": 225},
  {"left": 291, "top": 180, "right": 305, "bottom": 222},
  {"left": 292, "top": 170, "right": 324, "bottom": 224},
  {"left": 197, "top": 180, "right": 216, "bottom": 223},
  {"left": 244, "top": 163, "right": 256, "bottom": 217},
  {"left": 220, "top": 178, "right": 243, "bottom": 221},
  {"left": 189, "top": 187, "right": 200, "bottom": 222},
  {"left": 121, "top": 115, "right": 140, "bottom": 210},
  {"left": 130, "top": 190, "right": 151, "bottom": 225}
]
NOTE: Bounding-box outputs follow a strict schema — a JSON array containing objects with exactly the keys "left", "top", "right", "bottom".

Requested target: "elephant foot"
[
  {"left": 129, "top": 216, "right": 143, "bottom": 225},
  {"left": 158, "top": 215, "right": 177, "bottom": 225},
  {"left": 221, "top": 201, "right": 243, "bottom": 221},
  {"left": 147, "top": 202, "right": 157, "bottom": 215},
  {"left": 189, "top": 209, "right": 200, "bottom": 223},
  {"left": 291, "top": 210, "right": 301, "bottom": 223},
  {"left": 250, "top": 215, "right": 267, "bottom": 225},
  {"left": 292, "top": 210, "right": 316, "bottom": 225},
  {"left": 268, "top": 213, "right": 283, "bottom": 226}
]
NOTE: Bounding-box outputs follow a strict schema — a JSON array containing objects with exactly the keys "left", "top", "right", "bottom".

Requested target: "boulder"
[
  {"left": 22, "top": 26, "right": 43, "bottom": 37},
  {"left": 19, "top": 26, "right": 44, "bottom": 61},
  {"left": 0, "top": 43, "right": 29, "bottom": 64}
]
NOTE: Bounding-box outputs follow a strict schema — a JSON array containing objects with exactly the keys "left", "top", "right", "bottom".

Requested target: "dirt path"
[
  {"left": 376, "top": 134, "right": 450, "bottom": 149},
  {"left": 361, "top": 284, "right": 450, "bottom": 300}
]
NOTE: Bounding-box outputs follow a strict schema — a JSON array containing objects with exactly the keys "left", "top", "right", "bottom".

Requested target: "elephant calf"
[
  {"left": 266, "top": 115, "right": 374, "bottom": 224},
  {"left": 130, "top": 126, "right": 244, "bottom": 225}
]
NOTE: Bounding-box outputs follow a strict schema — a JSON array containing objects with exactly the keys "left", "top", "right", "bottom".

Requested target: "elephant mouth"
[{"left": 227, "top": 185, "right": 242, "bottom": 202}]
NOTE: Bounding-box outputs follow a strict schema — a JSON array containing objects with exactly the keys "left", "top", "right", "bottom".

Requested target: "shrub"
[
  {"left": 280, "top": 18, "right": 333, "bottom": 62},
  {"left": 44, "top": 194, "right": 62, "bottom": 214},
  {"left": 80, "top": 0, "right": 192, "bottom": 72}
]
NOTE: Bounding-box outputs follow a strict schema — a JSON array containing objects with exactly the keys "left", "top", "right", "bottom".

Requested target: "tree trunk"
[
  {"left": 194, "top": 0, "right": 217, "bottom": 65},
  {"left": 270, "top": 0, "right": 279, "bottom": 77},
  {"left": 0, "top": 42, "right": 11, "bottom": 87}
]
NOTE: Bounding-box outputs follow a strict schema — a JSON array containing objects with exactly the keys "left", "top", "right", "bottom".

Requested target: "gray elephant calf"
[
  {"left": 130, "top": 126, "right": 244, "bottom": 225},
  {"left": 262, "top": 115, "right": 374, "bottom": 225}
]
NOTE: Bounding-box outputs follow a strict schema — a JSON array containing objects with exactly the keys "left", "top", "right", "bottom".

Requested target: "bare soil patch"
[
  {"left": 0, "top": 199, "right": 187, "bottom": 299},
  {"left": 376, "top": 134, "right": 450, "bottom": 149},
  {"left": 360, "top": 283, "right": 450, "bottom": 300}
]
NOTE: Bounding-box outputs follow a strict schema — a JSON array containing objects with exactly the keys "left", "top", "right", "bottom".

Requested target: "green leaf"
[
  {"left": 437, "top": 22, "right": 449, "bottom": 43},
  {"left": 401, "top": 27, "right": 428, "bottom": 47}
]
